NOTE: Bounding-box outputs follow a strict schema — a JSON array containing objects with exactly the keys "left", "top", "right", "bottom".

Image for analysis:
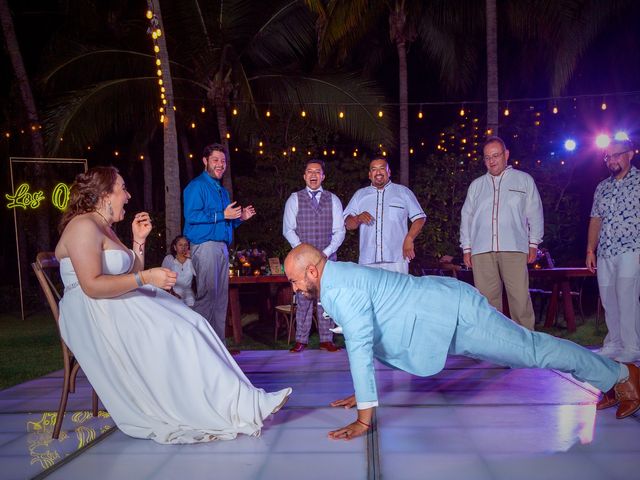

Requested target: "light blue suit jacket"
[{"left": 320, "top": 261, "right": 462, "bottom": 404}]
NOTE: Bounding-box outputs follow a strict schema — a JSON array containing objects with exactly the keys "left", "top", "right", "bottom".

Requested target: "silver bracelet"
[{"left": 134, "top": 272, "right": 143, "bottom": 288}]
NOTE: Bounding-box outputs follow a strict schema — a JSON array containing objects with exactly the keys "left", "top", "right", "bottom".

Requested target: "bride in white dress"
[{"left": 54, "top": 166, "right": 291, "bottom": 444}]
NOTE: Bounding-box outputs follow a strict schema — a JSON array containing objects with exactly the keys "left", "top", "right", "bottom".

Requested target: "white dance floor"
[{"left": 1, "top": 350, "right": 638, "bottom": 479}]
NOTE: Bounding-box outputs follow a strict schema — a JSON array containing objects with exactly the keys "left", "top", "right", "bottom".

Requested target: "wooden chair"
[
  {"left": 274, "top": 294, "right": 297, "bottom": 344},
  {"left": 31, "top": 252, "right": 100, "bottom": 439}
]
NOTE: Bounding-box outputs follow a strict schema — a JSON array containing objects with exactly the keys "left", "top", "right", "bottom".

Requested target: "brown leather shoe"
[
  {"left": 596, "top": 388, "right": 618, "bottom": 410},
  {"left": 289, "top": 342, "right": 306, "bottom": 353},
  {"left": 614, "top": 363, "right": 640, "bottom": 419},
  {"left": 319, "top": 341, "right": 341, "bottom": 352}
]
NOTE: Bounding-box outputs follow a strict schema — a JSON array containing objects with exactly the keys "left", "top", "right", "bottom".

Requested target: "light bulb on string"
[
  {"left": 291, "top": 146, "right": 296, "bottom": 152},
  {"left": 301, "top": 110, "right": 306, "bottom": 117},
  {"left": 156, "top": 29, "right": 162, "bottom": 37},
  {"left": 152, "top": 31, "right": 158, "bottom": 40},
  {"left": 155, "top": 59, "right": 161, "bottom": 66},
  {"left": 339, "top": 111, "right": 344, "bottom": 119},
  {"left": 378, "top": 110, "right": 383, "bottom": 118},
  {"left": 232, "top": 108, "right": 238, "bottom": 116},
  {"left": 226, "top": 132, "right": 231, "bottom": 139},
  {"left": 154, "top": 45, "right": 159, "bottom": 53},
  {"left": 201, "top": 106, "right": 206, "bottom": 113},
  {"left": 503, "top": 104, "right": 510, "bottom": 116},
  {"left": 190, "top": 122, "right": 195, "bottom": 129},
  {"left": 601, "top": 101, "right": 607, "bottom": 111},
  {"left": 266, "top": 109, "right": 271, "bottom": 117},
  {"left": 552, "top": 105, "right": 558, "bottom": 114},
  {"left": 146, "top": 10, "right": 153, "bottom": 19},
  {"left": 459, "top": 105, "right": 465, "bottom": 116}
]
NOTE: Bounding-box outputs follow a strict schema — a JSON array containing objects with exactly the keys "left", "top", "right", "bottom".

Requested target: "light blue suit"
[{"left": 320, "top": 261, "right": 620, "bottom": 404}]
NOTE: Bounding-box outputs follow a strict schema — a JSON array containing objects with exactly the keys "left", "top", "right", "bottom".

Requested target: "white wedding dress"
[{"left": 58, "top": 249, "right": 291, "bottom": 444}]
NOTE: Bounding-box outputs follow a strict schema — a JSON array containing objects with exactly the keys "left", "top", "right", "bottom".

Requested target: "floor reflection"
[{"left": 25, "top": 410, "right": 114, "bottom": 473}]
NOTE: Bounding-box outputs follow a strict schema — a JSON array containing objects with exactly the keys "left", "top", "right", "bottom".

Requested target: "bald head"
[{"left": 284, "top": 244, "right": 326, "bottom": 300}]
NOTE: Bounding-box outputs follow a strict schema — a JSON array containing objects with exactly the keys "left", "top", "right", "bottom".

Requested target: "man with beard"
[
  {"left": 183, "top": 143, "right": 256, "bottom": 348},
  {"left": 344, "top": 157, "right": 426, "bottom": 274},
  {"left": 283, "top": 159, "right": 345, "bottom": 353},
  {"left": 284, "top": 243, "right": 640, "bottom": 440},
  {"left": 460, "top": 136, "right": 543, "bottom": 331},
  {"left": 586, "top": 138, "right": 640, "bottom": 378}
]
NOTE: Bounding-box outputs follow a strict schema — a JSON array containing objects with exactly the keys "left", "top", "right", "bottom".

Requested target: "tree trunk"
[
  {"left": 151, "top": 0, "right": 181, "bottom": 249},
  {"left": 0, "top": 0, "right": 44, "bottom": 158},
  {"left": 389, "top": 3, "right": 411, "bottom": 186},
  {"left": 486, "top": 0, "right": 499, "bottom": 136},
  {"left": 396, "top": 38, "right": 409, "bottom": 186},
  {"left": 215, "top": 103, "right": 234, "bottom": 198}
]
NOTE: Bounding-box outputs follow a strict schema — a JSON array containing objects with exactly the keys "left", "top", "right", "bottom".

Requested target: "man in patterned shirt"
[{"left": 586, "top": 138, "right": 640, "bottom": 371}]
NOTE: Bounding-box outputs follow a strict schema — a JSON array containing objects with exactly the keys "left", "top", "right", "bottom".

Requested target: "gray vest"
[{"left": 296, "top": 189, "right": 336, "bottom": 260}]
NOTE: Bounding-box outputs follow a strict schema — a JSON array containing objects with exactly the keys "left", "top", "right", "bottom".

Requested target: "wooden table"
[
  {"left": 227, "top": 275, "right": 290, "bottom": 343},
  {"left": 455, "top": 267, "right": 595, "bottom": 333},
  {"left": 529, "top": 268, "right": 595, "bottom": 332}
]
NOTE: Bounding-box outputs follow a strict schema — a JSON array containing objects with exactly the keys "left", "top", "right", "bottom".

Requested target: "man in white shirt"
[
  {"left": 344, "top": 157, "right": 426, "bottom": 274},
  {"left": 283, "top": 159, "right": 346, "bottom": 353},
  {"left": 460, "top": 136, "right": 544, "bottom": 330}
]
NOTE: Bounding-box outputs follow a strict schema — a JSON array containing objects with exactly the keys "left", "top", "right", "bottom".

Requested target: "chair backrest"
[{"left": 31, "top": 252, "right": 62, "bottom": 324}]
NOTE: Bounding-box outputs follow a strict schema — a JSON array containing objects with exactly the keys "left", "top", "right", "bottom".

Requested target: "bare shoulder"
[{"left": 57, "top": 214, "right": 103, "bottom": 256}]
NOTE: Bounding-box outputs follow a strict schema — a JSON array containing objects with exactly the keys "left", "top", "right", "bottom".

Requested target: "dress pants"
[
  {"left": 191, "top": 241, "right": 229, "bottom": 343},
  {"left": 449, "top": 282, "right": 620, "bottom": 393},
  {"left": 295, "top": 293, "right": 334, "bottom": 343},
  {"left": 471, "top": 251, "right": 535, "bottom": 330},
  {"left": 597, "top": 251, "right": 640, "bottom": 362}
]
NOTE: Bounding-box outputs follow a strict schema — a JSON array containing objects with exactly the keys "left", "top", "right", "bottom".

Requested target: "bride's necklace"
[{"left": 94, "top": 210, "right": 113, "bottom": 228}]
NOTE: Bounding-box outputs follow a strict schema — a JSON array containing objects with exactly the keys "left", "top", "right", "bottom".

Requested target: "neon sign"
[
  {"left": 5, "top": 182, "right": 71, "bottom": 211},
  {"left": 51, "top": 183, "right": 70, "bottom": 210}
]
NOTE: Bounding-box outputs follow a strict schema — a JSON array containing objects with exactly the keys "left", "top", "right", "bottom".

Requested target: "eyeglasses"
[
  {"left": 483, "top": 151, "right": 505, "bottom": 162},
  {"left": 603, "top": 150, "right": 632, "bottom": 163}
]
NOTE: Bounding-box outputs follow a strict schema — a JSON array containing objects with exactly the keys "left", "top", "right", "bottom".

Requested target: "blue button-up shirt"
[
  {"left": 183, "top": 171, "right": 241, "bottom": 245},
  {"left": 590, "top": 166, "right": 640, "bottom": 259}
]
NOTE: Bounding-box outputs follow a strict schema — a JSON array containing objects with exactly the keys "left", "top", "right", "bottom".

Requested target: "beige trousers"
[{"left": 471, "top": 251, "right": 535, "bottom": 330}]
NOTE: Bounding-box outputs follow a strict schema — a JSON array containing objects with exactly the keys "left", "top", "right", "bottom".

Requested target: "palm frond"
[
  {"left": 43, "top": 77, "right": 158, "bottom": 154},
  {"left": 247, "top": 72, "right": 394, "bottom": 148}
]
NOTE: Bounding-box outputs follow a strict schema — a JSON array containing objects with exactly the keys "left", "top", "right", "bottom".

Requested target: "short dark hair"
[
  {"left": 483, "top": 136, "right": 507, "bottom": 151},
  {"left": 202, "top": 143, "right": 226, "bottom": 159},
  {"left": 169, "top": 235, "right": 189, "bottom": 257},
  {"left": 305, "top": 159, "right": 325, "bottom": 172}
]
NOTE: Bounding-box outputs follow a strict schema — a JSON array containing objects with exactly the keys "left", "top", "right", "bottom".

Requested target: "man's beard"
[
  {"left": 608, "top": 163, "right": 622, "bottom": 175},
  {"left": 301, "top": 278, "right": 319, "bottom": 300}
]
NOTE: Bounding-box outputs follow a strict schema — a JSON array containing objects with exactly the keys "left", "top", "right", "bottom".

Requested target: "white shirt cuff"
[{"left": 357, "top": 401, "right": 378, "bottom": 409}]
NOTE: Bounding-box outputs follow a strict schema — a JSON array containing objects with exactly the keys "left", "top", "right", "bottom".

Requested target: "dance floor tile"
[
  {"left": 1, "top": 349, "right": 639, "bottom": 480},
  {"left": 379, "top": 453, "right": 494, "bottom": 480}
]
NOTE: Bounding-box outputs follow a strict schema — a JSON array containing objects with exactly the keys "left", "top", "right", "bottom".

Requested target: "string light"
[
  {"left": 503, "top": 103, "right": 510, "bottom": 116},
  {"left": 378, "top": 110, "right": 383, "bottom": 118},
  {"left": 339, "top": 111, "right": 344, "bottom": 119},
  {"left": 232, "top": 108, "right": 238, "bottom": 115},
  {"left": 552, "top": 105, "right": 558, "bottom": 114},
  {"left": 190, "top": 122, "right": 195, "bottom": 129},
  {"left": 601, "top": 101, "right": 607, "bottom": 110},
  {"left": 301, "top": 110, "right": 306, "bottom": 117},
  {"left": 201, "top": 106, "right": 206, "bottom": 113},
  {"left": 266, "top": 110, "right": 271, "bottom": 117}
]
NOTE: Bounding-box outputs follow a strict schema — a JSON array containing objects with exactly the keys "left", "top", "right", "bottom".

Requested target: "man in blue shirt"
[{"left": 184, "top": 143, "right": 256, "bottom": 345}]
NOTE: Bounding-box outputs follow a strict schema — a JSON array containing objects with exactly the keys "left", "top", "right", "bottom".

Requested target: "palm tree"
[
  {"left": 305, "top": 0, "right": 479, "bottom": 186},
  {"left": 149, "top": 0, "right": 180, "bottom": 245}
]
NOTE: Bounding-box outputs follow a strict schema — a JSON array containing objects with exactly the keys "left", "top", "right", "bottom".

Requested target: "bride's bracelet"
[
  {"left": 134, "top": 272, "right": 143, "bottom": 288},
  {"left": 133, "top": 240, "right": 145, "bottom": 255}
]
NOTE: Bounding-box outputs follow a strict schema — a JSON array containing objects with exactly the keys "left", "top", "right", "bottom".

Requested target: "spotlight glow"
[
  {"left": 564, "top": 139, "right": 577, "bottom": 151},
  {"left": 595, "top": 134, "right": 611, "bottom": 149},
  {"left": 614, "top": 131, "right": 629, "bottom": 141}
]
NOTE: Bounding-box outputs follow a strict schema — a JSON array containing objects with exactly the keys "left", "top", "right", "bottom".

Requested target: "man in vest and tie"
[{"left": 283, "top": 159, "right": 346, "bottom": 353}]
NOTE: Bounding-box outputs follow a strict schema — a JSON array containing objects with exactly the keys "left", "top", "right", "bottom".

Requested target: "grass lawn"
[{"left": 0, "top": 308, "right": 605, "bottom": 391}]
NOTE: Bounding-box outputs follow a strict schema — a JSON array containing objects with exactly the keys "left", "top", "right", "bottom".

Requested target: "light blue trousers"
[{"left": 449, "top": 282, "right": 620, "bottom": 393}]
